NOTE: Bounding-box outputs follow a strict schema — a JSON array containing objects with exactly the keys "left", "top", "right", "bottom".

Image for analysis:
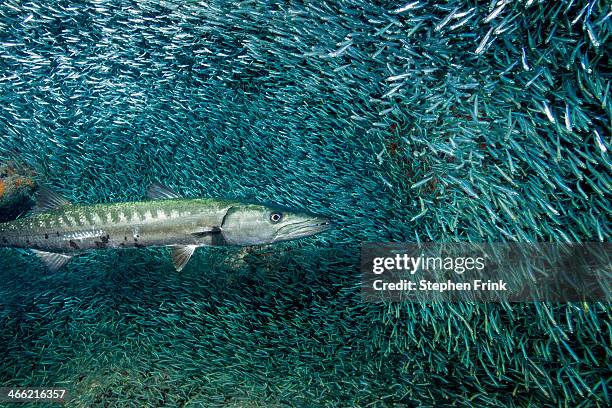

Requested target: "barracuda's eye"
[{"left": 270, "top": 212, "right": 283, "bottom": 223}]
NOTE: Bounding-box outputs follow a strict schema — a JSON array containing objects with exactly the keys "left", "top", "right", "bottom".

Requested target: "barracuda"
[{"left": 0, "top": 183, "right": 332, "bottom": 272}]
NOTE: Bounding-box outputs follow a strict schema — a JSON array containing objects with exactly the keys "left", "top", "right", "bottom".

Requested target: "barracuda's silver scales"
[{"left": 0, "top": 183, "right": 331, "bottom": 271}]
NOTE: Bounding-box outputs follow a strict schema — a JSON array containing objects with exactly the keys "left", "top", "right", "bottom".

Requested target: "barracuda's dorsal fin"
[
  {"left": 31, "top": 249, "right": 73, "bottom": 272},
  {"left": 170, "top": 245, "right": 197, "bottom": 272},
  {"left": 33, "top": 186, "right": 72, "bottom": 213},
  {"left": 147, "top": 182, "right": 183, "bottom": 200}
]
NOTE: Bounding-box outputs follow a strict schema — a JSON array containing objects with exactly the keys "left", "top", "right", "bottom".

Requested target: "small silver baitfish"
[{"left": 0, "top": 183, "right": 332, "bottom": 272}]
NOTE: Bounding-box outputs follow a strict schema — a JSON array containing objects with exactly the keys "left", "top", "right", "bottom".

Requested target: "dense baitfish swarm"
[{"left": 0, "top": 0, "right": 610, "bottom": 406}]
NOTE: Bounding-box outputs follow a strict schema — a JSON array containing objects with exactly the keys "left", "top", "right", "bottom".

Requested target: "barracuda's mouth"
[{"left": 274, "top": 218, "right": 333, "bottom": 242}]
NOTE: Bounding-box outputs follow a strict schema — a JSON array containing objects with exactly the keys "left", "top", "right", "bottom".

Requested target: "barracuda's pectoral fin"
[
  {"left": 31, "top": 249, "right": 73, "bottom": 272},
  {"left": 191, "top": 226, "right": 222, "bottom": 236},
  {"left": 33, "top": 186, "right": 72, "bottom": 213},
  {"left": 191, "top": 226, "right": 226, "bottom": 246},
  {"left": 169, "top": 245, "right": 198, "bottom": 272},
  {"left": 147, "top": 182, "right": 183, "bottom": 200}
]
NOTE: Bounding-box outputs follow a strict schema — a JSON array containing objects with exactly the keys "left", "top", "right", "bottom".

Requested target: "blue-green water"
[{"left": 0, "top": 1, "right": 610, "bottom": 406}]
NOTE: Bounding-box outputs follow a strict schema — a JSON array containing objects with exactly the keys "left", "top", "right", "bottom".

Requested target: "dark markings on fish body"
[
  {"left": 69, "top": 240, "right": 79, "bottom": 249},
  {"left": 44, "top": 233, "right": 49, "bottom": 239},
  {"left": 95, "top": 234, "right": 110, "bottom": 248},
  {"left": 2, "top": 237, "right": 7, "bottom": 243},
  {"left": 94, "top": 241, "right": 107, "bottom": 248},
  {"left": 56, "top": 232, "right": 60, "bottom": 237},
  {"left": 124, "top": 236, "right": 127, "bottom": 241},
  {"left": 134, "top": 242, "right": 144, "bottom": 248}
]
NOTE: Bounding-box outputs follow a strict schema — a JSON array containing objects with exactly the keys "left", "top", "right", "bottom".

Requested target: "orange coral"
[
  {"left": 0, "top": 179, "right": 5, "bottom": 198},
  {"left": 14, "top": 177, "right": 35, "bottom": 188}
]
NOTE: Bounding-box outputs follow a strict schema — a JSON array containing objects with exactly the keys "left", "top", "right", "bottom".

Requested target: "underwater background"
[{"left": 0, "top": 0, "right": 610, "bottom": 407}]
